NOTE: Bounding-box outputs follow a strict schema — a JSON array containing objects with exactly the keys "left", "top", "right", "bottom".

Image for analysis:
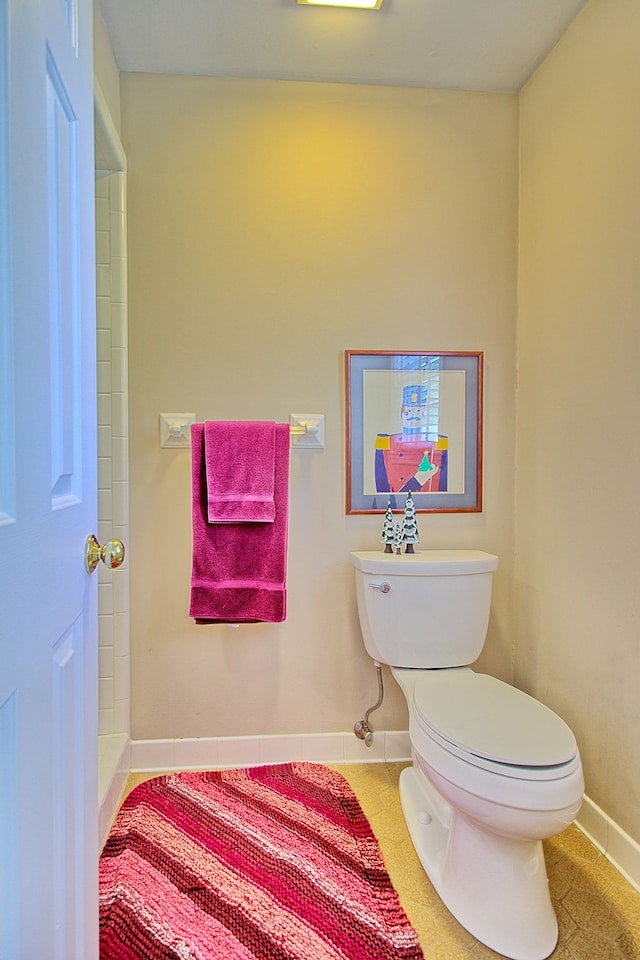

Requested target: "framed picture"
[{"left": 345, "top": 351, "right": 483, "bottom": 514}]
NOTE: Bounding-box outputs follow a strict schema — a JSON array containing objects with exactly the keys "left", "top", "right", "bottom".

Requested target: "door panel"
[
  {"left": 0, "top": 691, "right": 18, "bottom": 957},
  {"left": 47, "top": 52, "right": 83, "bottom": 509},
  {"left": 0, "top": 0, "right": 98, "bottom": 956},
  {"left": 0, "top": 0, "right": 14, "bottom": 528}
]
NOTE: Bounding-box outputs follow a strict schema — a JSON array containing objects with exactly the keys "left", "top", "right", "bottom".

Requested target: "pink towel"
[
  {"left": 190, "top": 422, "right": 290, "bottom": 624},
  {"left": 205, "top": 421, "right": 276, "bottom": 523}
]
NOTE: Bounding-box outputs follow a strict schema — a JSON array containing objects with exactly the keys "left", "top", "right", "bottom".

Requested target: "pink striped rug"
[{"left": 99, "top": 763, "right": 424, "bottom": 960}]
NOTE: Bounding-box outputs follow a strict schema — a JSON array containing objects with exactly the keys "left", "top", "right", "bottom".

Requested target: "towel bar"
[
  {"left": 160, "top": 413, "right": 325, "bottom": 449},
  {"left": 289, "top": 421, "right": 316, "bottom": 436}
]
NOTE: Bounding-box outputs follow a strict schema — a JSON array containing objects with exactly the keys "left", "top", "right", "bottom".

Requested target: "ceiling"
[{"left": 97, "top": 0, "right": 589, "bottom": 93}]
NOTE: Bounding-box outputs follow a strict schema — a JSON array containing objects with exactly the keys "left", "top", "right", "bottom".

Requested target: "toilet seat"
[{"left": 412, "top": 670, "right": 578, "bottom": 781}]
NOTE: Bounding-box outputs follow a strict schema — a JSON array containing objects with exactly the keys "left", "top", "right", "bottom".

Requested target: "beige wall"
[
  {"left": 517, "top": 0, "right": 640, "bottom": 840},
  {"left": 121, "top": 74, "right": 518, "bottom": 742}
]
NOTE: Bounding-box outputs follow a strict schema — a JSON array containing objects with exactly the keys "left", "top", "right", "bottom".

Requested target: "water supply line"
[{"left": 354, "top": 661, "right": 384, "bottom": 747}]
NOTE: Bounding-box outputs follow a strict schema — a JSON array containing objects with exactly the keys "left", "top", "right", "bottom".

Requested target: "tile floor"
[{"left": 121, "top": 762, "right": 640, "bottom": 960}]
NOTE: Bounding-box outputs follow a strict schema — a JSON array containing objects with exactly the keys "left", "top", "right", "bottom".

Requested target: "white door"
[{"left": 0, "top": 0, "right": 99, "bottom": 957}]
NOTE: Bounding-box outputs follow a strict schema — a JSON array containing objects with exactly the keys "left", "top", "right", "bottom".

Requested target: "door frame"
[{"left": 94, "top": 80, "right": 132, "bottom": 847}]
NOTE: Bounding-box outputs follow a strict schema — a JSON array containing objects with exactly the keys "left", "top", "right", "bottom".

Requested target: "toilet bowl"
[
  {"left": 349, "top": 551, "right": 585, "bottom": 960},
  {"left": 394, "top": 665, "right": 583, "bottom": 960}
]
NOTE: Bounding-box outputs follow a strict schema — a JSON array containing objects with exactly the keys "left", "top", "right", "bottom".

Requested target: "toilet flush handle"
[{"left": 370, "top": 581, "right": 391, "bottom": 593}]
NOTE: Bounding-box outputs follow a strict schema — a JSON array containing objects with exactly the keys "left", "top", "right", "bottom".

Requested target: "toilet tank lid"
[
  {"left": 413, "top": 671, "right": 577, "bottom": 767},
  {"left": 350, "top": 550, "right": 499, "bottom": 577}
]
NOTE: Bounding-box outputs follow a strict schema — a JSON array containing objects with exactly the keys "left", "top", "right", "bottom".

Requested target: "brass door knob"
[{"left": 85, "top": 534, "right": 125, "bottom": 574}]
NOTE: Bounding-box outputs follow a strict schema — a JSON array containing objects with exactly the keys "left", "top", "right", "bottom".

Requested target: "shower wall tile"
[
  {"left": 99, "top": 677, "right": 114, "bottom": 712},
  {"left": 112, "top": 524, "right": 129, "bottom": 554},
  {"left": 96, "top": 393, "right": 110, "bottom": 427},
  {"left": 95, "top": 174, "right": 109, "bottom": 199},
  {"left": 113, "top": 700, "right": 130, "bottom": 738},
  {"left": 96, "top": 230, "right": 110, "bottom": 263},
  {"left": 112, "top": 570, "right": 129, "bottom": 616},
  {"left": 109, "top": 172, "right": 125, "bottom": 213},
  {"left": 95, "top": 196, "right": 110, "bottom": 230},
  {"left": 99, "top": 581, "right": 113, "bottom": 616},
  {"left": 110, "top": 303, "right": 125, "bottom": 346},
  {"left": 98, "top": 426, "right": 113, "bottom": 457},
  {"left": 111, "top": 394, "right": 126, "bottom": 438},
  {"left": 97, "top": 360, "right": 111, "bottom": 394},
  {"left": 98, "top": 457, "right": 113, "bottom": 490},
  {"left": 97, "top": 327, "right": 111, "bottom": 357},
  {"left": 112, "top": 440, "right": 128, "bottom": 481},
  {"left": 96, "top": 263, "right": 111, "bottom": 297},
  {"left": 111, "top": 348, "right": 126, "bottom": 393},
  {"left": 110, "top": 258, "right": 125, "bottom": 303},
  {"left": 98, "top": 522, "right": 114, "bottom": 551},
  {"left": 113, "top": 612, "right": 130, "bottom": 658},
  {"left": 96, "top": 169, "right": 130, "bottom": 742},
  {"left": 98, "top": 617, "right": 114, "bottom": 651},
  {"left": 110, "top": 213, "right": 124, "bottom": 257},
  {"left": 96, "top": 297, "right": 111, "bottom": 329},
  {"left": 99, "top": 643, "right": 114, "bottom": 679},
  {"left": 99, "top": 709, "right": 113, "bottom": 737},
  {"left": 98, "top": 494, "right": 113, "bottom": 527},
  {"left": 114, "top": 657, "right": 130, "bottom": 699},
  {"left": 112, "top": 482, "right": 129, "bottom": 526}
]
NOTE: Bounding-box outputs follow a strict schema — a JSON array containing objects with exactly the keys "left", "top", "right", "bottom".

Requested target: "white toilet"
[{"left": 350, "top": 549, "right": 584, "bottom": 960}]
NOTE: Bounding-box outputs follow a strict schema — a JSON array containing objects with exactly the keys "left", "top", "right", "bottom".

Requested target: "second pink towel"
[{"left": 204, "top": 420, "right": 276, "bottom": 523}]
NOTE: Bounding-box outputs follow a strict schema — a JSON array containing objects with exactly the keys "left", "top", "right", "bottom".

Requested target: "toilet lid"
[{"left": 412, "top": 671, "right": 577, "bottom": 767}]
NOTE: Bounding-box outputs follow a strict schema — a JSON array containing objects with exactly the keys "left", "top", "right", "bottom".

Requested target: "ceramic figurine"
[
  {"left": 394, "top": 521, "right": 404, "bottom": 555},
  {"left": 402, "top": 491, "right": 420, "bottom": 553},
  {"left": 381, "top": 501, "right": 395, "bottom": 553}
]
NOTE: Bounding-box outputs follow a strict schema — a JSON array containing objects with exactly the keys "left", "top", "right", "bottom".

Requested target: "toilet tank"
[{"left": 350, "top": 550, "right": 499, "bottom": 668}]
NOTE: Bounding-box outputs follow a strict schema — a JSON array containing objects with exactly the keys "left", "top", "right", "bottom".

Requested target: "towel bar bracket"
[
  {"left": 160, "top": 413, "right": 196, "bottom": 448},
  {"left": 289, "top": 413, "right": 325, "bottom": 449}
]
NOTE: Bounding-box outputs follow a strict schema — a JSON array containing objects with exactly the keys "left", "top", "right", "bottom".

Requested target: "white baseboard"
[
  {"left": 124, "top": 731, "right": 640, "bottom": 893},
  {"left": 130, "top": 729, "right": 411, "bottom": 773},
  {"left": 576, "top": 794, "right": 640, "bottom": 893}
]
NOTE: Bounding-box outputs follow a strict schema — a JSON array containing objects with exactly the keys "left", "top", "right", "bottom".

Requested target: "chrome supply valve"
[
  {"left": 354, "top": 720, "right": 374, "bottom": 747},
  {"left": 353, "top": 660, "right": 384, "bottom": 748}
]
